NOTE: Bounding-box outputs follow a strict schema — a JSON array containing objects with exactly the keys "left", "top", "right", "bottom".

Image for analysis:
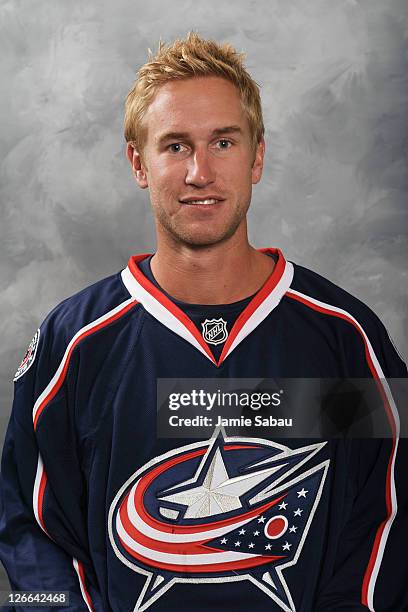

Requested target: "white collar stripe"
[
  {"left": 224, "top": 262, "right": 294, "bottom": 360},
  {"left": 123, "top": 250, "right": 291, "bottom": 367},
  {"left": 121, "top": 267, "right": 215, "bottom": 363}
]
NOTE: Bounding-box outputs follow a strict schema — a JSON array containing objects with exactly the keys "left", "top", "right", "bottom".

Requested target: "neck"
[{"left": 150, "top": 223, "right": 275, "bottom": 304}]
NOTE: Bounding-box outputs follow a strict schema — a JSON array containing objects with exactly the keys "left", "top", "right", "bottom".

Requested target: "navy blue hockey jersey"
[{"left": 0, "top": 248, "right": 407, "bottom": 612}]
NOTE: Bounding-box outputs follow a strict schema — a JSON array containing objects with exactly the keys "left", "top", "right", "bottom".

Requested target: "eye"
[
  {"left": 168, "top": 143, "right": 186, "bottom": 153},
  {"left": 216, "top": 139, "right": 233, "bottom": 149}
]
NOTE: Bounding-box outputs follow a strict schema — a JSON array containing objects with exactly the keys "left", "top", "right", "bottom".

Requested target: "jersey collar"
[{"left": 121, "top": 248, "right": 294, "bottom": 367}]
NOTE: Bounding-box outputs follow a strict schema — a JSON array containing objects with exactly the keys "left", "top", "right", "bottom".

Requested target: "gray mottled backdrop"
[{"left": 0, "top": 0, "right": 407, "bottom": 590}]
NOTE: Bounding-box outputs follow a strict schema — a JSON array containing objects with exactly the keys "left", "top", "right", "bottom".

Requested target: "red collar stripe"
[
  {"left": 126, "top": 255, "right": 216, "bottom": 364},
  {"left": 123, "top": 249, "right": 292, "bottom": 367},
  {"left": 220, "top": 251, "right": 293, "bottom": 362}
]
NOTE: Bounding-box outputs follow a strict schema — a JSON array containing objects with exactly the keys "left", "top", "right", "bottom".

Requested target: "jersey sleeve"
[
  {"left": 0, "top": 320, "right": 102, "bottom": 611},
  {"left": 316, "top": 314, "right": 408, "bottom": 611}
]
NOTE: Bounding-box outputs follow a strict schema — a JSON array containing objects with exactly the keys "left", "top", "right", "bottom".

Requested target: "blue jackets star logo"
[{"left": 109, "top": 428, "right": 329, "bottom": 611}]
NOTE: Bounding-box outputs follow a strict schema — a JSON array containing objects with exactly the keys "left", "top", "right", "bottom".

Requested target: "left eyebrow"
[{"left": 211, "top": 125, "right": 243, "bottom": 137}]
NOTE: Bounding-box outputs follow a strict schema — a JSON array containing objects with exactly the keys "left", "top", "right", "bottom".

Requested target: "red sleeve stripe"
[
  {"left": 73, "top": 558, "right": 94, "bottom": 611},
  {"left": 32, "top": 298, "right": 137, "bottom": 430},
  {"left": 32, "top": 454, "right": 50, "bottom": 536},
  {"left": 32, "top": 459, "right": 95, "bottom": 611},
  {"left": 286, "top": 288, "right": 399, "bottom": 611},
  {"left": 31, "top": 298, "right": 138, "bottom": 609}
]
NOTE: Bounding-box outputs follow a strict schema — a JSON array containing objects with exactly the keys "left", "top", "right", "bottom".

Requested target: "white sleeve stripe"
[
  {"left": 73, "top": 558, "right": 94, "bottom": 611},
  {"left": 32, "top": 297, "right": 137, "bottom": 427},
  {"left": 286, "top": 288, "right": 399, "bottom": 611},
  {"left": 30, "top": 298, "right": 137, "bottom": 606}
]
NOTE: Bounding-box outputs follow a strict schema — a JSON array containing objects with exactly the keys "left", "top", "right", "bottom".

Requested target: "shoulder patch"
[{"left": 13, "top": 329, "right": 40, "bottom": 382}]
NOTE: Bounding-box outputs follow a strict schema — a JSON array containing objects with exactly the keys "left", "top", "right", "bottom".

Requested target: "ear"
[
  {"left": 126, "top": 143, "right": 148, "bottom": 189},
  {"left": 251, "top": 137, "right": 265, "bottom": 185}
]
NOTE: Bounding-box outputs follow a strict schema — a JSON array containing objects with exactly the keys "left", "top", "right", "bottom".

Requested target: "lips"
[{"left": 179, "top": 195, "right": 225, "bottom": 205}]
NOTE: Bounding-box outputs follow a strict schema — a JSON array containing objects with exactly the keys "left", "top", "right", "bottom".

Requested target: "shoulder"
[
  {"left": 14, "top": 269, "right": 140, "bottom": 387},
  {"left": 288, "top": 262, "right": 380, "bottom": 329},
  {"left": 42, "top": 270, "right": 137, "bottom": 341},
  {"left": 287, "top": 262, "right": 407, "bottom": 377}
]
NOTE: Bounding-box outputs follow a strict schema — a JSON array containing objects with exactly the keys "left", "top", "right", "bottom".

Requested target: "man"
[{"left": 0, "top": 32, "right": 406, "bottom": 611}]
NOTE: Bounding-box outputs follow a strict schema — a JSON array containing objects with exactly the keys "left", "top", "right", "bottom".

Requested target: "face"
[{"left": 127, "top": 76, "right": 264, "bottom": 248}]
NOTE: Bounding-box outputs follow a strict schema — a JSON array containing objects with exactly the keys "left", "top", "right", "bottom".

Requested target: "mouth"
[{"left": 179, "top": 197, "right": 225, "bottom": 206}]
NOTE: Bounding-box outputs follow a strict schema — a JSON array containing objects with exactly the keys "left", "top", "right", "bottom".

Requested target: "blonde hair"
[{"left": 124, "top": 32, "right": 264, "bottom": 156}]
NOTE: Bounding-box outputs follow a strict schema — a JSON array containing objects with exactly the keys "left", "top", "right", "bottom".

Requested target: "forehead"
[{"left": 144, "top": 76, "right": 249, "bottom": 141}]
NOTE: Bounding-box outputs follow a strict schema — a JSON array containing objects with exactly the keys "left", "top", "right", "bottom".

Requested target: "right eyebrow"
[{"left": 156, "top": 132, "right": 190, "bottom": 147}]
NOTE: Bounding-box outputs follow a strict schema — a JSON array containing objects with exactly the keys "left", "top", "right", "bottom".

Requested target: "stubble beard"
[{"left": 153, "top": 197, "right": 250, "bottom": 249}]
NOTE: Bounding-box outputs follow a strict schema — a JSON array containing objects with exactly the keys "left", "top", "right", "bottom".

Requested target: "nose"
[{"left": 185, "top": 149, "right": 215, "bottom": 187}]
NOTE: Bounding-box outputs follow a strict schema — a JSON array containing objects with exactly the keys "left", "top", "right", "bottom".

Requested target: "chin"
[
  {"left": 175, "top": 234, "right": 227, "bottom": 248},
  {"left": 173, "top": 225, "right": 241, "bottom": 248}
]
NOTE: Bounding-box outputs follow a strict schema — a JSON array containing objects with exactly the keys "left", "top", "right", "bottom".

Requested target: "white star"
[
  {"left": 159, "top": 447, "right": 284, "bottom": 519},
  {"left": 234, "top": 541, "right": 241, "bottom": 547},
  {"left": 265, "top": 544, "right": 272, "bottom": 551},
  {"left": 297, "top": 488, "right": 308, "bottom": 498},
  {"left": 282, "top": 541, "right": 292, "bottom": 551},
  {"left": 239, "top": 529, "right": 246, "bottom": 535},
  {"left": 258, "top": 515, "right": 266, "bottom": 523},
  {"left": 289, "top": 526, "right": 297, "bottom": 533},
  {"left": 220, "top": 537, "right": 227, "bottom": 544},
  {"left": 253, "top": 530, "right": 260, "bottom": 536},
  {"left": 278, "top": 501, "right": 288, "bottom": 510},
  {"left": 248, "top": 542, "right": 255, "bottom": 549},
  {"left": 294, "top": 508, "right": 303, "bottom": 517}
]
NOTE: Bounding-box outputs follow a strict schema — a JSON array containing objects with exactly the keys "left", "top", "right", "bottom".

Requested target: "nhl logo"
[{"left": 201, "top": 318, "right": 228, "bottom": 345}]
